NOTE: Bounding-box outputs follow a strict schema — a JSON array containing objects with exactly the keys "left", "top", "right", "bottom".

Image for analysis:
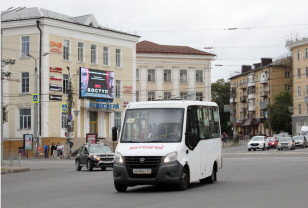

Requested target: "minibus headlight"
[
  {"left": 164, "top": 152, "right": 177, "bottom": 163},
  {"left": 114, "top": 152, "right": 123, "bottom": 164}
]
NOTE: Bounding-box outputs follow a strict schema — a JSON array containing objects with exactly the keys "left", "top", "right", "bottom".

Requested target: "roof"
[
  {"left": 1, "top": 7, "right": 139, "bottom": 38},
  {"left": 137, "top": 40, "right": 215, "bottom": 56}
]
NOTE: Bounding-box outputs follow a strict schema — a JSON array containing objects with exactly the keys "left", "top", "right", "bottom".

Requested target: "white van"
[
  {"left": 300, "top": 126, "right": 308, "bottom": 136},
  {"left": 112, "top": 100, "right": 222, "bottom": 192}
]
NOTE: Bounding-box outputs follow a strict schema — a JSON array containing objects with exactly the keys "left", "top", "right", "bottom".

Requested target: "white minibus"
[{"left": 112, "top": 100, "right": 222, "bottom": 192}]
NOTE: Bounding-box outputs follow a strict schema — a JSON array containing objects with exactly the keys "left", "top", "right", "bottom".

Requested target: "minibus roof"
[{"left": 126, "top": 100, "right": 218, "bottom": 109}]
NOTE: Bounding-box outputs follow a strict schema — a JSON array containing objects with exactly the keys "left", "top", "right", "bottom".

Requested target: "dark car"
[
  {"left": 75, "top": 143, "right": 114, "bottom": 171},
  {"left": 268, "top": 137, "right": 279, "bottom": 149}
]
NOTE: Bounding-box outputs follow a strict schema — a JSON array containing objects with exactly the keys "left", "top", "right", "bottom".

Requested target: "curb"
[{"left": 1, "top": 166, "right": 30, "bottom": 174}]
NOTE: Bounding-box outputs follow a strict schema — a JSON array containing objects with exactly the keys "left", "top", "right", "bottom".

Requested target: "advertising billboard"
[
  {"left": 86, "top": 133, "right": 97, "bottom": 144},
  {"left": 23, "top": 134, "right": 33, "bottom": 150},
  {"left": 80, "top": 67, "right": 114, "bottom": 99}
]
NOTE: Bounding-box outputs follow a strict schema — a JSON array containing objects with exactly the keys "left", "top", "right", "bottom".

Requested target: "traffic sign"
[
  {"left": 32, "top": 93, "right": 39, "bottom": 103},
  {"left": 68, "top": 114, "right": 73, "bottom": 121},
  {"left": 61, "top": 103, "right": 68, "bottom": 112}
]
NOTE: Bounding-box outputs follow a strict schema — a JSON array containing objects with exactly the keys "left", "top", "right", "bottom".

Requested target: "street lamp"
[{"left": 27, "top": 52, "right": 49, "bottom": 157}]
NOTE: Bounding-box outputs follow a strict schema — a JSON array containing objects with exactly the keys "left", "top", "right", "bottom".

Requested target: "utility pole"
[{"left": 65, "top": 67, "right": 73, "bottom": 159}]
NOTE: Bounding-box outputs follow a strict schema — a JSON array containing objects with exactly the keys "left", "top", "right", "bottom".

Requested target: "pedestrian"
[
  {"left": 222, "top": 132, "right": 227, "bottom": 146},
  {"left": 44, "top": 143, "right": 49, "bottom": 158},
  {"left": 56, "top": 142, "right": 61, "bottom": 159},
  {"left": 37, "top": 145, "right": 42, "bottom": 158}
]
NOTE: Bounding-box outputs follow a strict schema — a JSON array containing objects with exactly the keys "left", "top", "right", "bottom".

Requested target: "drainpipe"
[{"left": 36, "top": 20, "right": 42, "bottom": 137}]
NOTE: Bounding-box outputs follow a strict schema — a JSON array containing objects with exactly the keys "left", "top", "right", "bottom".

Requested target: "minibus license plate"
[{"left": 133, "top": 169, "right": 151, "bottom": 174}]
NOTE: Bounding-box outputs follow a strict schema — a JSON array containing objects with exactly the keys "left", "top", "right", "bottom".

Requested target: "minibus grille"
[{"left": 125, "top": 156, "right": 161, "bottom": 178}]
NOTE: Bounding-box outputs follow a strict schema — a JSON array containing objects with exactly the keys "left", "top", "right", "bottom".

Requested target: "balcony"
[
  {"left": 230, "top": 98, "right": 236, "bottom": 104},
  {"left": 248, "top": 105, "right": 256, "bottom": 111},
  {"left": 260, "top": 91, "right": 268, "bottom": 97},
  {"left": 240, "top": 84, "right": 247, "bottom": 89},
  {"left": 305, "top": 96, "right": 308, "bottom": 103},
  {"left": 240, "top": 96, "right": 247, "bottom": 103},
  {"left": 260, "top": 72, "right": 268, "bottom": 84},
  {"left": 230, "top": 87, "right": 236, "bottom": 92},
  {"left": 241, "top": 107, "right": 247, "bottom": 114},
  {"left": 248, "top": 93, "right": 256, "bottom": 99},
  {"left": 259, "top": 101, "right": 267, "bottom": 110}
]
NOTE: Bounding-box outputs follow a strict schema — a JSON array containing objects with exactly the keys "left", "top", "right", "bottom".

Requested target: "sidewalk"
[{"left": 1, "top": 166, "right": 30, "bottom": 174}]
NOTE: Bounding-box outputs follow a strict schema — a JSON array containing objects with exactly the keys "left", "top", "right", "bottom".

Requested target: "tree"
[
  {"left": 2, "top": 106, "right": 8, "bottom": 124},
  {"left": 211, "top": 79, "right": 230, "bottom": 134},
  {"left": 269, "top": 91, "right": 292, "bottom": 134}
]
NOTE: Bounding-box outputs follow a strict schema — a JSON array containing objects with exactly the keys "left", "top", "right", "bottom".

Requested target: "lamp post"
[{"left": 27, "top": 53, "right": 49, "bottom": 157}]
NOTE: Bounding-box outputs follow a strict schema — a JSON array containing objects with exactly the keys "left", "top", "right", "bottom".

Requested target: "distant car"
[
  {"left": 268, "top": 137, "right": 279, "bottom": 149},
  {"left": 277, "top": 137, "right": 295, "bottom": 150},
  {"left": 75, "top": 143, "right": 114, "bottom": 171},
  {"left": 248, "top": 136, "right": 269, "bottom": 151},
  {"left": 293, "top": 136, "right": 308, "bottom": 148}
]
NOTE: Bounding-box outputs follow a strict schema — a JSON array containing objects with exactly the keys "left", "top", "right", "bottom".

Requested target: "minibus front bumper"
[{"left": 113, "top": 160, "right": 183, "bottom": 185}]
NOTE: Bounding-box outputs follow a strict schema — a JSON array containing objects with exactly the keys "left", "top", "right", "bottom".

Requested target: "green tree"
[
  {"left": 269, "top": 91, "right": 292, "bottom": 134},
  {"left": 2, "top": 106, "right": 8, "bottom": 124},
  {"left": 211, "top": 79, "right": 230, "bottom": 134}
]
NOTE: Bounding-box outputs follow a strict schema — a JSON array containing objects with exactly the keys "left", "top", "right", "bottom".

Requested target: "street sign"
[
  {"left": 61, "top": 103, "right": 68, "bottom": 112},
  {"left": 68, "top": 114, "right": 73, "bottom": 121},
  {"left": 32, "top": 93, "right": 39, "bottom": 103}
]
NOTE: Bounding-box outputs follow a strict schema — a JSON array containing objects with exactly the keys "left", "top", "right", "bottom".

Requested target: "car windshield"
[
  {"left": 268, "top": 138, "right": 275, "bottom": 141},
  {"left": 293, "top": 136, "right": 303, "bottom": 141},
  {"left": 251, "top": 136, "right": 264, "bottom": 141},
  {"left": 279, "top": 137, "right": 292, "bottom": 142},
  {"left": 120, "top": 108, "right": 184, "bottom": 143},
  {"left": 88, "top": 146, "right": 112, "bottom": 153}
]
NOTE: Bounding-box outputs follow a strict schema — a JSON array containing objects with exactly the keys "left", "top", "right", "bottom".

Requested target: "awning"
[{"left": 242, "top": 118, "right": 258, "bottom": 126}]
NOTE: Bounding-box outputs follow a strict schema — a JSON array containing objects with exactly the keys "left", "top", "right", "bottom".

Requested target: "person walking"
[
  {"left": 37, "top": 145, "right": 42, "bottom": 158},
  {"left": 44, "top": 143, "right": 49, "bottom": 158},
  {"left": 222, "top": 132, "right": 227, "bottom": 146}
]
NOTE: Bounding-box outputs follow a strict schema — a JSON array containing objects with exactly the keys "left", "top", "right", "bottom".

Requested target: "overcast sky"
[{"left": 2, "top": 0, "right": 308, "bottom": 83}]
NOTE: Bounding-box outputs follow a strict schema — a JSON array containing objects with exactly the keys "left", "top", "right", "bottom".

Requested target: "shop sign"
[
  {"left": 89, "top": 102, "right": 119, "bottom": 110},
  {"left": 50, "top": 67, "right": 62, "bottom": 73},
  {"left": 49, "top": 94, "right": 62, "bottom": 101},
  {"left": 123, "top": 86, "right": 132, "bottom": 94},
  {"left": 49, "top": 84, "right": 63, "bottom": 92},
  {"left": 50, "top": 75, "right": 62, "bottom": 82},
  {"left": 49, "top": 41, "right": 62, "bottom": 53}
]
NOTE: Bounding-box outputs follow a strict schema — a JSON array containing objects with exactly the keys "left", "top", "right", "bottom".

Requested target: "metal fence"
[{"left": 2, "top": 149, "right": 21, "bottom": 167}]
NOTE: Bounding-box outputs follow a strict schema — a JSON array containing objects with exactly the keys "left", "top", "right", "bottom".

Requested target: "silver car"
[
  {"left": 293, "top": 136, "right": 308, "bottom": 148},
  {"left": 277, "top": 137, "right": 295, "bottom": 150}
]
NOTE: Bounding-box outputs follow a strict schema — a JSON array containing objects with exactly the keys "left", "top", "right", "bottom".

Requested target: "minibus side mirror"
[{"left": 112, "top": 127, "right": 118, "bottom": 141}]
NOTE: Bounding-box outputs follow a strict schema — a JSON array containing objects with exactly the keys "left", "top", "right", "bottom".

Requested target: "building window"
[
  {"left": 89, "top": 112, "right": 98, "bottom": 133},
  {"left": 306, "top": 85, "right": 308, "bottom": 96},
  {"left": 114, "top": 112, "right": 121, "bottom": 131},
  {"left": 63, "top": 40, "right": 70, "bottom": 60},
  {"left": 20, "top": 109, "right": 31, "bottom": 129},
  {"left": 285, "top": 71, "right": 290, "bottom": 78},
  {"left": 63, "top": 74, "right": 69, "bottom": 94},
  {"left": 306, "top": 67, "right": 308, "bottom": 78},
  {"left": 61, "top": 112, "right": 68, "bottom": 129},
  {"left": 196, "top": 92, "right": 203, "bottom": 101},
  {"left": 307, "top": 104, "right": 308, "bottom": 114},
  {"left": 136, "top": 91, "right": 139, "bottom": 102},
  {"left": 21, "top": 36, "right": 30, "bottom": 57},
  {"left": 285, "top": 84, "right": 291, "bottom": 91},
  {"left": 298, "top": 86, "right": 301, "bottom": 97},
  {"left": 298, "top": 104, "right": 301, "bottom": 114},
  {"left": 116, "top": 80, "right": 121, "bottom": 98},
  {"left": 90, "top": 44, "right": 97, "bottom": 64},
  {"left": 116, "top": 48, "right": 121, "bottom": 68},
  {"left": 306, "top": 48, "right": 308, "bottom": 59},
  {"left": 103, "top": 47, "right": 109, "bottom": 66},
  {"left": 298, "top": 68, "right": 301, "bottom": 78},
  {"left": 164, "top": 91, "right": 171, "bottom": 100},
  {"left": 21, "top": 72, "right": 29, "bottom": 93},
  {"left": 297, "top": 50, "right": 301, "bottom": 60},
  {"left": 136, "top": 68, "right": 139, "bottom": 81},
  {"left": 196, "top": 70, "right": 203, "bottom": 82},
  {"left": 180, "top": 70, "right": 187, "bottom": 82},
  {"left": 180, "top": 92, "right": 188, "bottom": 100},
  {"left": 78, "top": 42, "right": 84, "bottom": 62},
  {"left": 148, "top": 91, "right": 155, "bottom": 101},
  {"left": 164, "top": 69, "right": 171, "bottom": 82},
  {"left": 148, "top": 69, "right": 155, "bottom": 81}
]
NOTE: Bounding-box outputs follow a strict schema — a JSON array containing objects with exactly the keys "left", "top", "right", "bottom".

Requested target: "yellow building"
[
  {"left": 229, "top": 57, "right": 292, "bottom": 137},
  {"left": 1, "top": 7, "right": 139, "bottom": 156},
  {"left": 287, "top": 38, "right": 308, "bottom": 134},
  {"left": 136, "top": 41, "right": 215, "bottom": 102}
]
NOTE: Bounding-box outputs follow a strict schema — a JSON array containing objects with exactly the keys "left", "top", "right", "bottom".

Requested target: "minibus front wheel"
[
  {"left": 114, "top": 182, "right": 128, "bottom": 192},
  {"left": 176, "top": 167, "right": 189, "bottom": 191}
]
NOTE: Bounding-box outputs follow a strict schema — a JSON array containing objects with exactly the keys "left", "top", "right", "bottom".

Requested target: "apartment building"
[
  {"left": 1, "top": 7, "right": 139, "bottom": 155},
  {"left": 287, "top": 38, "right": 308, "bottom": 135},
  {"left": 229, "top": 57, "right": 292, "bottom": 137},
  {"left": 136, "top": 41, "right": 215, "bottom": 102}
]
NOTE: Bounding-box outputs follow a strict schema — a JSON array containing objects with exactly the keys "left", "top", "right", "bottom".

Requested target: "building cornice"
[
  {"left": 137, "top": 53, "right": 215, "bottom": 60},
  {"left": 286, "top": 38, "right": 308, "bottom": 49}
]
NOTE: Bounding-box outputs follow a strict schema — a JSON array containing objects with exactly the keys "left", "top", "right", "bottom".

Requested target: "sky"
[{"left": 2, "top": 0, "right": 308, "bottom": 83}]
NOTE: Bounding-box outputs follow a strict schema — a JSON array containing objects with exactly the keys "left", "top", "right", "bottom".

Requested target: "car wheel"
[
  {"left": 101, "top": 167, "right": 106, "bottom": 171},
  {"left": 262, "top": 145, "right": 265, "bottom": 151},
  {"left": 87, "top": 160, "right": 93, "bottom": 171},
  {"left": 76, "top": 160, "right": 82, "bottom": 171},
  {"left": 253, "top": 149, "right": 256, "bottom": 151},
  {"left": 248, "top": 148, "right": 251, "bottom": 151},
  {"left": 267, "top": 146, "right": 269, "bottom": 150},
  {"left": 114, "top": 182, "right": 128, "bottom": 192},
  {"left": 177, "top": 167, "right": 189, "bottom": 190}
]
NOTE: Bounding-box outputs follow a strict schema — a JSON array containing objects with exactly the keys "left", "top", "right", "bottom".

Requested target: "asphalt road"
[{"left": 2, "top": 142, "right": 308, "bottom": 208}]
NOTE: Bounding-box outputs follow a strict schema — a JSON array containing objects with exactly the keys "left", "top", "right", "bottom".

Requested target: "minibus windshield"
[{"left": 120, "top": 108, "right": 184, "bottom": 143}]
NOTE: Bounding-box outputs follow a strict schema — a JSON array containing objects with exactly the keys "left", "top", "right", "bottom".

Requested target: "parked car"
[
  {"left": 268, "top": 137, "right": 279, "bottom": 149},
  {"left": 248, "top": 136, "right": 269, "bottom": 151},
  {"left": 293, "top": 136, "right": 308, "bottom": 148},
  {"left": 75, "top": 143, "right": 114, "bottom": 171},
  {"left": 277, "top": 137, "right": 295, "bottom": 150}
]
